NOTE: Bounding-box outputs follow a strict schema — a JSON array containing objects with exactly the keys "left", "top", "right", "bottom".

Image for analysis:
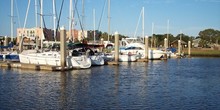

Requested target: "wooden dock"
[{"left": 0, "top": 61, "right": 72, "bottom": 71}]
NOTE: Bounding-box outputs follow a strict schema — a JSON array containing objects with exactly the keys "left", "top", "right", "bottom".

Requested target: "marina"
[
  {"left": 0, "top": 0, "right": 220, "bottom": 109},
  {"left": 1, "top": 57, "right": 220, "bottom": 109}
]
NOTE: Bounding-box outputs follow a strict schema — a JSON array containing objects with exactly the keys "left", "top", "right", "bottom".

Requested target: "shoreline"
[{"left": 182, "top": 48, "right": 220, "bottom": 57}]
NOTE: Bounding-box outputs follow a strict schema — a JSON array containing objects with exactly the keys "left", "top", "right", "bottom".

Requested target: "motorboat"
[
  {"left": 69, "top": 46, "right": 105, "bottom": 66},
  {"left": 120, "top": 39, "right": 165, "bottom": 60}
]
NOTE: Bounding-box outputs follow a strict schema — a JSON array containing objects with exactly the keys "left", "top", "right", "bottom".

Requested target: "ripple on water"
[{"left": 0, "top": 58, "right": 220, "bottom": 109}]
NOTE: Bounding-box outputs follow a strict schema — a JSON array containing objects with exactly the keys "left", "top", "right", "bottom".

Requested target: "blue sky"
[{"left": 0, "top": 0, "right": 220, "bottom": 38}]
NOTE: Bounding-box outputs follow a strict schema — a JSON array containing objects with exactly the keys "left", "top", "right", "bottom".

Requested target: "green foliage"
[
  {"left": 176, "top": 33, "right": 190, "bottom": 42},
  {"left": 199, "top": 29, "right": 220, "bottom": 44},
  {"left": 85, "top": 28, "right": 220, "bottom": 46},
  {"left": 87, "top": 30, "right": 128, "bottom": 43},
  {"left": 198, "top": 39, "right": 209, "bottom": 48}
]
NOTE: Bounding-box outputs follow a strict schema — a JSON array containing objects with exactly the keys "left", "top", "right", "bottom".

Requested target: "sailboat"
[
  {"left": 19, "top": 0, "right": 92, "bottom": 69},
  {"left": 0, "top": 0, "right": 20, "bottom": 62},
  {"left": 118, "top": 7, "right": 165, "bottom": 60}
]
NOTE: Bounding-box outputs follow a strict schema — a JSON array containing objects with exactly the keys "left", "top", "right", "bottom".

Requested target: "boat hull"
[
  {"left": 90, "top": 55, "right": 105, "bottom": 66},
  {"left": 119, "top": 54, "right": 137, "bottom": 62},
  {"left": 19, "top": 52, "right": 91, "bottom": 69}
]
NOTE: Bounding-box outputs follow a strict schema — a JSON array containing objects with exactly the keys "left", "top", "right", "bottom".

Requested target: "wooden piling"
[
  {"left": 114, "top": 32, "right": 119, "bottom": 62},
  {"left": 60, "top": 26, "right": 67, "bottom": 71},
  {"left": 4, "top": 36, "right": 8, "bottom": 51},
  {"left": 164, "top": 38, "right": 168, "bottom": 59},
  {"left": 178, "top": 40, "right": 181, "bottom": 57},
  {"left": 188, "top": 41, "right": 191, "bottom": 57},
  {"left": 144, "top": 36, "right": 149, "bottom": 61}
]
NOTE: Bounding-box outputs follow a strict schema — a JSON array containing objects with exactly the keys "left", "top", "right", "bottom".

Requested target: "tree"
[
  {"left": 199, "top": 29, "right": 220, "bottom": 44},
  {"left": 176, "top": 33, "right": 190, "bottom": 43},
  {"left": 100, "top": 32, "right": 108, "bottom": 41}
]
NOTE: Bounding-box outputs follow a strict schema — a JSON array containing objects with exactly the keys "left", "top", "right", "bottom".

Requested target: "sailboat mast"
[
  {"left": 151, "top": 22, "right": 154, "bottom": 48},
  {"left": 93, "top": 9, "right": 96, "bottom": 43},
  {"left": 40, "top": 0, "right": 43, "bottom": 50},
  {"left": 142, "top": 7, "right": 144, "bottom": 40},
  {"left": 35, "top": 0, "right": 38, "bottom": 27},
  {"left": 11, "top": 0, "right": 13, "bottom": 42},
  {"left": 69, "top": 0, "right": 73, "bottom": 41},
  {"left": 53, "top": 0, "right": 56, "bottom": 42},
  {"left": 82, "top": 0, "right": 85, "bottom": 30},
  {"left": 167, "top": 19, "right": 169, "bottom": 47},
  {"left": 40, "top": 0, "right": 43, "bottom": 29},
  {"left": 107, "top": 0, "right": 110, "bottom": 42}
]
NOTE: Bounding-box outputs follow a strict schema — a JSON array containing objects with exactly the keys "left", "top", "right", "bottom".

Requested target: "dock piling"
[
  {"left": 164, "top": 38, "right": 168, "bottom": 59},
  {"left": 60, "top": 26, "right": 67, "bottom": 71},
  {"left": 188, "top": 41, "right": 191, "bottom": 57},
  {"left": 144, "top": 36, "right": 149, "bottom": 61},
  {"left": 114, "top": 31, "right": 119, "bottom": 62},
  {"left": 178, "top": 40, "right": 181, "bottom": 57}
]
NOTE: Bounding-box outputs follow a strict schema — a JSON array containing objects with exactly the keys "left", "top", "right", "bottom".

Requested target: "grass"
[{"left": 182, "top": 48, "right": 220, "bottom": 57}]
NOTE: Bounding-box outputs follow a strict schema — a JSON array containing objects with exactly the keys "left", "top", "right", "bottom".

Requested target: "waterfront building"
[{"left": 16, "top": 28, "right": 88, "bottom": 44}]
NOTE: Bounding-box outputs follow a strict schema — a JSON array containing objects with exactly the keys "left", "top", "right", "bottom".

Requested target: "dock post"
[
  {"left": 18, "top": 34, "right": 23, "bottom": 53},
  {"left": 144, "top": 36, "right": 149, "bottom": 61},
  {"left": 4, "top": 36, "right": 8, "bottom": 51},
  {"left": 114, "top": 31, "right": 119, "bottom": 62},
  {"left": 60, "top": 26, "right": 67, "bottom": 71},
  {"left": 178, "top": 40, "right": 181, "bottom": 57},
  {"left": 101, "top": 38, "right": 104, "bottom": 52},
  {"left": 188, "top": 41, "right": 191, "bottom": 57},
  {"left": 164, "top": 38, "right": 168, "bottom": 59}
]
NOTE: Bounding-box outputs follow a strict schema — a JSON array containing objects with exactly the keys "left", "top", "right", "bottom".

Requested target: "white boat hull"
[
  {"left": 119, "top": 54, "right": 137, "bottom": 62},
  {"left": 69, "top": 56, "right": 92, "bottom": 69},
  {"left": 148, "top": 50, "right": 165, "bottom": 60},
  {"left": 19, "top": 52, "right": 91, "bottom": 69},
  {"left": 90, "top": 55, "right": 105, "bottom": 66}
]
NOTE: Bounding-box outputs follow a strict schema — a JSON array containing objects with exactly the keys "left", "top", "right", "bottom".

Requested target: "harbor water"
[{"left": 1, "top": 57, "right": 220, "bottom": 109}]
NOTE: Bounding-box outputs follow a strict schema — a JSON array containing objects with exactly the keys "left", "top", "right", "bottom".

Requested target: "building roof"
[{"left": 171, "top": 39, "right": 187, "bottom": 44}]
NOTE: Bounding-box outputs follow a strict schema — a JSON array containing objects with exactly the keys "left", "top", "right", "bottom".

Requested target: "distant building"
[
  {"left": 78, "top": 30, "right": 88, "bottom": 41},
  {"left": 170, "top": 40, "right": 187, "bottom": 48},
  {"left": 192, "top": 38, "right": 201, "bottom": 48},
  {"left": 66, "top": 29, "right": 78, "bottom": 41},
  {"left": 16, "top": 27, "right": 85, "bottom": 43}
]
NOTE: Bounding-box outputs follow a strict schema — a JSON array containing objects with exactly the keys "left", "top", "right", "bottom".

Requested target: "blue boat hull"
[{"left": 0, "top": 54, "right": 20, "bottom": 62}]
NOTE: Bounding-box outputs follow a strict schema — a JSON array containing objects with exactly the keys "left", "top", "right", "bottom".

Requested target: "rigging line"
[
  {"left": 74, "top": 0, "right": 85, "bottom": 39},
  {"left": 133, "top": 8, "right": 143, "bottom": 38},
  {"left": 55, "top": 0, "right": 64, "bottom": 38},
  {"left": 19, "top": 0, "right": 31, "bottom": 52},
  {"left": 73, "top": 0, "right": 78, "bottom": 19},
  {"left": 23, "top": 0, "right": 31, "bottom": 29},
  {"left": 15, "top": 0, "right": 21, "bottom": 28},
  {"left": 97, "top": 0, "right": 107, "bottom": 31}
]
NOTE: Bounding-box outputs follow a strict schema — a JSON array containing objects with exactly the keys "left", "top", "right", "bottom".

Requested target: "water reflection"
[{"left": 1, "top": 58, "right": 220, "bottom": 109}]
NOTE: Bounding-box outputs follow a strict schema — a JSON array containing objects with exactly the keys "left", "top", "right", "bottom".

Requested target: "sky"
[{"left": 0, "top": 0, "right": 220, "bottom": 38}]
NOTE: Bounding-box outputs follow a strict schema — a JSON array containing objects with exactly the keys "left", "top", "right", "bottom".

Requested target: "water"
[{"left": 1, "top": 57, "right": 220, "bottom": 110}]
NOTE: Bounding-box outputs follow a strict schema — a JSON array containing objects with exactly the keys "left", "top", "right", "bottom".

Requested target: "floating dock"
[{"left": 0, "top": 61, "right": 72, "bottom": 71}]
